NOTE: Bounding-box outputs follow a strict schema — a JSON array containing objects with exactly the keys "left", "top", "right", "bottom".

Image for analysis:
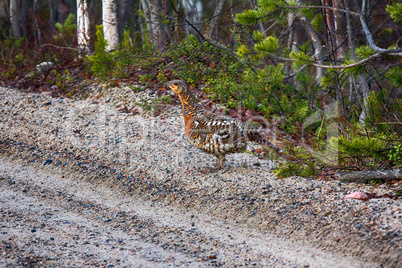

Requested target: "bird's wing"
[
  {"left": 187, "top": 114, "right": 283, "bottom": 154},
  {"left": 187, "top": 114, "right": 249, "bottom": 145}
]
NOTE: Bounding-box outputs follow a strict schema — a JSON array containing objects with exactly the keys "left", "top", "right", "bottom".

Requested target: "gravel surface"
[{"left": 0, "top": 85, "right": 401, "bottom": 267}]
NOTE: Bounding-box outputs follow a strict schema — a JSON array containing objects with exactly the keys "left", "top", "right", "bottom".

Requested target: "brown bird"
[{"left": 165, "top": 80, "right": 283, "bottom": 169}]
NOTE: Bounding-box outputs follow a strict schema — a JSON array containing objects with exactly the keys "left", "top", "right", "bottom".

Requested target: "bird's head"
[{"left": 164, "top": 80, "right": 188, "bottom": 95}]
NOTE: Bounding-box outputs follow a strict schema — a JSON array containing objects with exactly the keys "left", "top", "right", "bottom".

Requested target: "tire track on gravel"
[{"left": 0, "top": 157, "right": 376, "bottom": 267}]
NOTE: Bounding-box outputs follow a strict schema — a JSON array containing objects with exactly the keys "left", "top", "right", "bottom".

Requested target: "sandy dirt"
[{"left": 0, "top": 86, "right": 401, "bottom": 267}]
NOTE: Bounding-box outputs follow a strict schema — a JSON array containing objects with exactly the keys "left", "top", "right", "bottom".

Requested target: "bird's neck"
[{"left": 178, "top": 92, "right": 201, "bottom": 124}]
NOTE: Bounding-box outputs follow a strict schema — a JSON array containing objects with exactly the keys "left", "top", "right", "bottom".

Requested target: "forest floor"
[{"left": 0, "top": 85, "right": 401, "bottom": 267}]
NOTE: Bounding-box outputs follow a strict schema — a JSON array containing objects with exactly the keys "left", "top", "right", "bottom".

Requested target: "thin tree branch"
[
  {"left": 208, "top": 1, "right": 241, "bottom": 22},
  {"left": 284, "top": 64, "right": 306, "bottom": 79},
  {"left": 282, "top": 2, "right": 402, "bottom": 57},
  {"left": 359, "top": 0, "right": 402, "bottom": 56},
  {"left": 281, "top": 5, "right": 360, "bottom": 16},
  {"left": 40, "top": 43, "right": 80, "bottom": 51},
  {"left": 272, "top": 50, "right": 399, "bottom": 69}
]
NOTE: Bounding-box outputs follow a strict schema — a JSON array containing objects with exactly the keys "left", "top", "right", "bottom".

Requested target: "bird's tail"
[
  {"left": 257, "top": 138, "right": 283, "bottom": 154},
  {"left": 247, "top": 130, "right": 284, "bottom": 155}
]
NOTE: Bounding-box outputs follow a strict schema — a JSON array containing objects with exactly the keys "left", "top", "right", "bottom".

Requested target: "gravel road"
[{"left": 0, "top": 85, "right": 401, "bottom": 267}]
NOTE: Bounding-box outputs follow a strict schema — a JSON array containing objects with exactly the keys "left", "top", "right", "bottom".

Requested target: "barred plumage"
[{"left": 165, "top": 80, "right": 283, "bottom": 169}]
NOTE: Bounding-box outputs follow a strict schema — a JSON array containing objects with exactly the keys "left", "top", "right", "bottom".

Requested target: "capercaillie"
[{"left": 165, "top": 80, "right": 284, "bottom": 169}]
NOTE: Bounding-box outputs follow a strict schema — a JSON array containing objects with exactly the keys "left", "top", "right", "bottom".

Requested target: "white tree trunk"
[
  {"left": 287, "top": 12, "right": 298, "bottom": 54},
  {"left": 139, "top": 0, "right": 152, "bottom": 39},
  {"left": 208, "top": 0, "right": 226, "bottom": 39},
  {"left": 33, "top": 0, "right": 42, "bottom": 46},
  {"left": 300, "top": 15, "right": 324, "bottom": 84},
  {"left": 333, "top": 0, "right": 347, "bottom": 61},
  {"left": 10, "top": 0, "right": 22, "bottom": 39},
  {"left": 102, "top": 0, "right": 119, "bottom": 52},
  {"left": 182, "top": 0, "right": 202, "bottom": 36},
  {"left": 77, "top": 0, "right": 90, "bottom": 54},
  {"left": 148, "top": 0, "right": 165, "bottom": 50},
  {"left": 286, "top": 11, "right": 301, "bottom": 87}
]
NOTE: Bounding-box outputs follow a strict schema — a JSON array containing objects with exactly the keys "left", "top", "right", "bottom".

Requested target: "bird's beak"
[{"left": 164, "top": 82, "right": 178, "bottom": 91}]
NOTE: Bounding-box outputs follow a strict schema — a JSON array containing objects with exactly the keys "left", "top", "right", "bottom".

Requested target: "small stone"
[
  {"left": 31, "top": 228, "right": 36, "bottom": 233},
  {"left": 43, "top": 159, "right": 52, "bottom": 165}
]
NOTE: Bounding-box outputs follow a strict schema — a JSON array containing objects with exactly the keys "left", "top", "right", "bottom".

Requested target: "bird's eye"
[{"left": 174, "top": 82, "right": 178, "bottom": 85}]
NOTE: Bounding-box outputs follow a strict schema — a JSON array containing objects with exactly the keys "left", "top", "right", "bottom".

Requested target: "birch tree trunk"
[
  {"left": 299, "top": 15, "right": 324, "bottom": 84},
  {"left": 333, "top": 0, "right": 347, "bottom": 61},
  {"left": 287, "top": 12, "right": 298, "bottom": 54},
  {"left": 139, "top": 0, "right": 151, "bottom": 38},
  {"left": 77, "top": 0, "right": 90, "bottom": 54},
  {"left": 356, "top": 0, "right": 371, "bottom": 124},
  {"left": 10, "top": 0, "right": 22, "bottom": 39},
  {"left": 322, "top": 0, "right": 337, "bottom": 64},
  {"left": 343, "top": 0, "right": 370, "bottom": 124},
  {"left": 285, "top": 11, "right": 301, "bottom": 87},
  {"left": 345, "top": 0, "right": 356, "bottom": 104},
  {"left": 208, "top": 0, "right": 226, "bottom": 40},
  {"left": 148, "top": 0, "right": 165, "bottom": 51},
  {"left": 102, "top": 0, "right": 119, "bottom": 52},
  {"left": 182, "top": 0, "right": 202, "bottom": 36},
  {"left": 33, "top": 0, "right": 42, "bottom": 46}
]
